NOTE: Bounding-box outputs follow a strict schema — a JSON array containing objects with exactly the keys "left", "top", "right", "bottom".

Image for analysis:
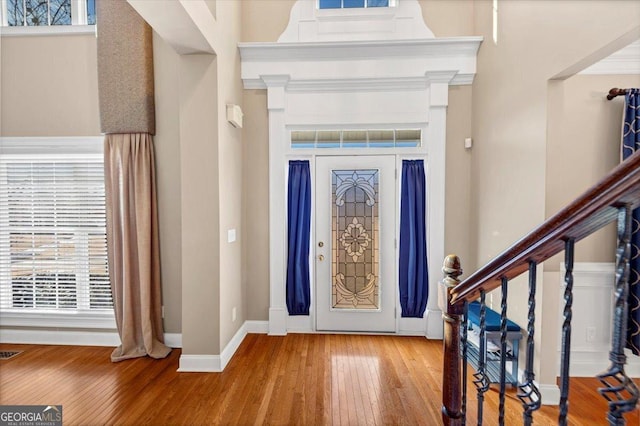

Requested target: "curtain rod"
[{"left": 607, "top": 88, "right": 629, "bottom": 100}]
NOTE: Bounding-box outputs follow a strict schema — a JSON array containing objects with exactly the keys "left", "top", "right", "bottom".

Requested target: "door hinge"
[
  {"left": 394, "top": 238, "right": 397, "bottom": 249},
  {"left": 395, "top": 168, "right": 398, "bottom": 179}
]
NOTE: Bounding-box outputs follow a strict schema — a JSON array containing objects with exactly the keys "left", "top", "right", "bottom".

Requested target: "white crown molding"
[
  {"left": 239, "top": 37, "right": 482, "bottom": 62},
  {"left": 250, "top": 73, "right": 477, "bottom": 93},
  {"left": 239, "top": 37, "right": 482, "bottom": 91},
  {"left": 285, "top": 77, "right": 430, "bottom": 92},
  {"left": 579, "top": 40, "right": 640, "bottom": 75}
]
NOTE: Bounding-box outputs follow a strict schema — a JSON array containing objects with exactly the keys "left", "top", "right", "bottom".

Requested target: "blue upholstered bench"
[
  {"left": 465, "top": 301, "right": 522, "bottom": 386},
  {"left": 468, "top": 301, "right": 521, "bottom": 331}
]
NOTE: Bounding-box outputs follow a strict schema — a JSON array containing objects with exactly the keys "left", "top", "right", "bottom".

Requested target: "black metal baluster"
[
  {"left": 461, "top": 300, "right": 468, "bottom": 426},
  {"left": 559, "top": 238, "right": 575, "bottom": 425},
  {"left": 498, "top": 277, "right": 508, "bottom": 426},
  {"left": 473, "top": 290, "right": 490, "bottom": 425},
  {"left": 597, "top": 205, "right": 640, "bottom": 425},
  {"left": 517, "top": 261, "right": 542, "bottom": 426}
]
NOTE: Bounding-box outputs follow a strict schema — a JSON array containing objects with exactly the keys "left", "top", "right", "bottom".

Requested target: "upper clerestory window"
[
  {"left": 2, "top": 0, "right": 96, "bottom": 26},
  {"left": 319, "top": 0, "right": 395, "bottom": 10}
]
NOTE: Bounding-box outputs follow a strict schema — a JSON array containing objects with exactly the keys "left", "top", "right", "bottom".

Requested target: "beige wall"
[
  {"left": 470, "top": 0, "right": 640, "bottom": 385},
  {"left": 445, "top": 85, "right": 474, "bottom": 269},
  {"left": 420, "top": 0, "right": 474, "bottom": 38},
  {"left": 152, "top": 33, "right": 183, "bottom": 334},
  {"left": 241, "top": 0, "right": 296, "bottom": 42},
  {"left": 242, "top": 90, "right": 270, "bottom": 320},
  {"left": 179, "top": 52, "right": 221, "bottom": 354},
  {"left": 240, "top": 0, "right": 477, "bottom": 321},
  {"left": 1, "top": 34, "right": 100, "bottom": 136},
  {"left": 545, "top": 74, "right": 640, "bottom": 271},
  {"left": 471, "top": 1, "right": 640, "bottom": 270},
  {"left": 216, "top": 0, "right": 245, "bottom": 350}
]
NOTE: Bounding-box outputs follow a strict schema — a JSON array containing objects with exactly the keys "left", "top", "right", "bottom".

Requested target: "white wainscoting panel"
[{"left": 558, "top": 263, "right": 640, "bottom": 377}]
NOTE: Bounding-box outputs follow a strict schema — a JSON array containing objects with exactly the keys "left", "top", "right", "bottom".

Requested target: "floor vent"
[{"left": 0, "top": 351, "right": 22, "bottom": 360}]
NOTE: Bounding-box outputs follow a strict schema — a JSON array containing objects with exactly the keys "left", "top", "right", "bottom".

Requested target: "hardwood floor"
[{"left": 0, "top": 334, "right": 638, "bottom": 425}]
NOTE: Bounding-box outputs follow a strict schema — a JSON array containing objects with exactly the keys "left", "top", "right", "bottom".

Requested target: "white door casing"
[
  {"left": 238, "top": 0, "right": 480, "bottom": 336},
  {"left": 315, "top": 156, "right": 396, "bottom": 332}
]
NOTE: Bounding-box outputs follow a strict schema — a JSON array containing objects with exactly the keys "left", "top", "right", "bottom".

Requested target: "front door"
[{"left": 315, "top": 156, "right": 396, "bottom": 332}]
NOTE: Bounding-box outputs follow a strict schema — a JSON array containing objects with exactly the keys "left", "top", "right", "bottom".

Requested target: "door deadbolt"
[{"left": 318, "top": 241, "right": 324, "bottom": 247}]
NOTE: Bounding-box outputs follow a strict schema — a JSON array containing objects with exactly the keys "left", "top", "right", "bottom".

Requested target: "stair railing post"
[{"left": 439, "top": 255, "right": 464, "bottom": 426}]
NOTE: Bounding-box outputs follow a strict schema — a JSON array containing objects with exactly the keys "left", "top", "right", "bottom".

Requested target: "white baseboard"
[
  {"left": 0, "top": 328, "right": 183, "bottom": 348},
  {"left": 425, "top": 308, "right": 444, "bottom": 339},
  {"left": 624, "top": 353, "right": 640, "bottom": 377},
  {"left": 220, "top": 323, "right": 247, "bottom": 370},
  {"left": 539, "top": 383, "right": 561, "bottom": 405},
  {"left": 287, "top": 315, "right": 313, "bottom": 333},
  {"left": 245, "top": 320, "right": 269, "bottom": 334},
  {"left": 564, "top": 349, "right": 640, "bottom": 378},
  {"left": 555, "top": 263, "right": 640, "bottom": 379},
  {"left": 178, "top": 320, "right": 270, "bottom": 373},
  {"left": 178, "top": 354, "right": 221, "bottom": 372},
  {"left": 268, "top": 307, "right": 287, "bottom": 335},
  {"left": 398, "top": 317, "right": 426, "bottom": 336},
  {"left": 164, "top": 333, "right": 182, "bottom": 348}
]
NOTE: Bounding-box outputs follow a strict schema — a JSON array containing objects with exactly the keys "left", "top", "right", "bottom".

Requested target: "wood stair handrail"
[{"left": 450, "top": 150, "right": 640, "bottom": 305}]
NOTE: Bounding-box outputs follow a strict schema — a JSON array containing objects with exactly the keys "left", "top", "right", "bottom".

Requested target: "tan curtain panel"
[{"left": 104, "top": 133, "right": 170, "bottom": 362}]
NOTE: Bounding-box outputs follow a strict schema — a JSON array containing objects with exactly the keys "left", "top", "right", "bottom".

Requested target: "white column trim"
[
  {"left": 424, "top": 79, "right": 450, "bottom": 339},
  {"left": 266, "top": 76, "right": 290, "bottom": 336}
]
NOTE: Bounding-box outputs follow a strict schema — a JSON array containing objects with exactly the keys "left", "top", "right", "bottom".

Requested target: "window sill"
[
  {"left": 0, "top": 310, "right": 116, "bottom": 329},
  {"left": 0, "top": 25, "right": 96, "bottom": 37}
]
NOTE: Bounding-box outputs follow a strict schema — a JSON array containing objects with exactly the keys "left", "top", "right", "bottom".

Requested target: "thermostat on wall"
[{"left": 226, "top": 104, "right": 243, "bottom": 128}]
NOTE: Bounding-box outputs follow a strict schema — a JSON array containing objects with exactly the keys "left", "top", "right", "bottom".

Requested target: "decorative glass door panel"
[
  {"left": 316, "top": 156, "right": 396, "bottom": 332},
  {"left": 331, "top": 170, "right": 379, "bottom": 310}
]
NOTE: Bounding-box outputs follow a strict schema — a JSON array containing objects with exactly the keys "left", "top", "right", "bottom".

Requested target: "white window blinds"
[{"left": 0, "top": 139, "right": 112, "bottom": 314}]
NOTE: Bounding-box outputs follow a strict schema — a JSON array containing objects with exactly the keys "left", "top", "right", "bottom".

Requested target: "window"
[
  {"left": 291, "top": 129, "right": 421, "bottom": 149},
  {"left": 1, "top": 0, "right": 95, "bottom": 26},
  {"left": 0, "top": 138, "right": 113, "bottom": 327},
  {"left": 319, "top": 0, "right": 393, "bottom": 9}
]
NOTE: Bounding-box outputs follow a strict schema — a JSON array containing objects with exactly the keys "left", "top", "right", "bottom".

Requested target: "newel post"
[{"left": 439, "top": 255, "right": 464, "bottom": 425}]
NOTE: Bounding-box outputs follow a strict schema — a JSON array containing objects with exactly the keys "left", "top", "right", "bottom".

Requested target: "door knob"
[{"left": 318, "top": 254, "right": 325, "bottom": 261}]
